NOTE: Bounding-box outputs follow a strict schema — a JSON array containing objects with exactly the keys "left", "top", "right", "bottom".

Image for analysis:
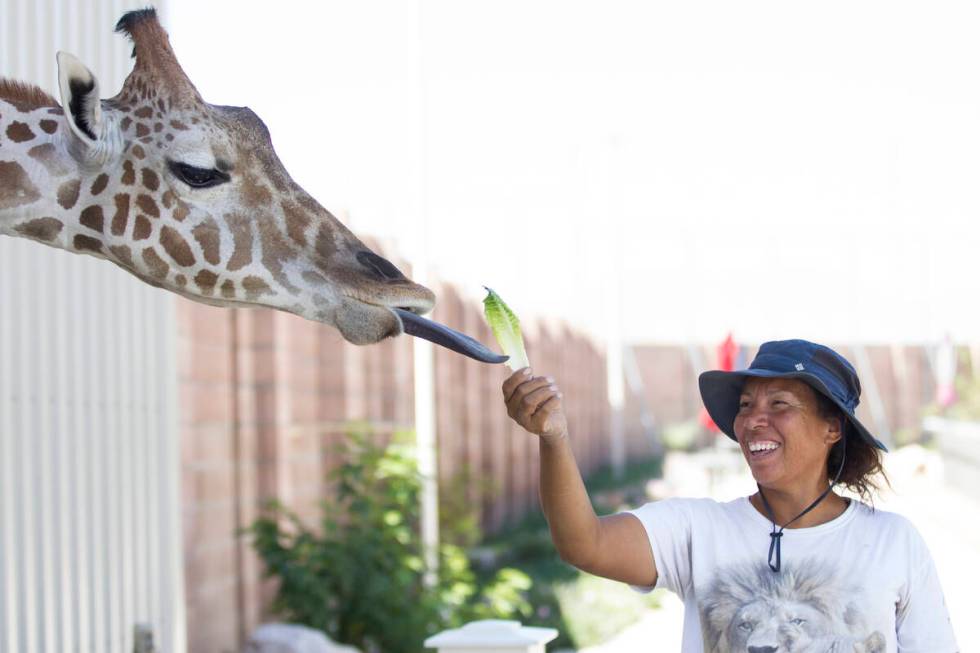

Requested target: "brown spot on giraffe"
[
  {"left": 135, "top": 194, "right": 160, "bottom": 218},
  {"left": 141, "top": 168, "right": 159, "bottom": 191},
  {"left": 122, "top": 160, "right": 136, "bottom": 185},
  {"left": 142, "top": 247, "right": 170, "bottom": 279},
  {"left": 120, "top": 116, "right": 132, "bottom": 131},
  {"left": 134, "top": 106, "right": 153, "bottom": 119},
  {"left": 111, "top": 194, "right": 130, "bottom": 236},
  {"left": 0, "top": 161, "right": 41, "bottom": 209},
  {"left": 257, "top": 218, "right": 299, "bottom": 293},
  {"left": 154, "top": 122, "right": 163, "bottom": 133},
  {"left": 135, "top": 123, "right": 150, "bottom": 137},
  {"left": 38, "top": 120, "right": 58, "bottom": 134},
  {"left": 194, "top": 269, "right": 218, "bottom": 295},
  {"left": 172, "top": 201, "right": 189, "bottom": 222},
  {"left": 170, "top": 119, "right": 189, "bottom": 131},
  {"left": 28, "top": 144, "right": 69, "bottom": 177},
  {"left": 90, "top": 173, "right": 110, "bottom": 196},
  {"left": 159, "top": 226, "right": 196, "bottom": 267},
  {"left": 109, "top": 245, "right": 133, "bottom": 266},
  {"left": 80, "top": 205, "right": 105, "bottom": 233},
  {"left": 242, "top": 276, "right": 273, "bottom": 299},
  {"left": 131, "top": 144, "right": 146, "bottom": 160},
  {"left": 302, "top": 270, "right": 328, "bottom": 286},
  {"left": 220, "top": 279, "right": 236, "bottom": 299},
  {"left": 282, "top": 199, "right": 311, "bottom": 247},
  {"left": 6, "top": 121, "right": 35, "bottom": 142},
  {"left": 226, "top": 213, "right": 253, "bottom": 271},
  {"left": 134, "top": 215, "right": 152, "bottom": 240},
  {"left": 314, "top": 224, "right": 338, "bottom": 271},
  {"left": 192, "top": 218, "right": 221, "bottom": 265},
  {"left": 57, "top": 179, "right": 81, "bottom": 209},
  {"left": 73, "top": 234, "right": 103, "bottom": 253},
  {"left": 161, "top": 190, "right": 175, "bottom": 209},
  {"left": 175, "top": 274, "right": 187, "bottom": 288},
  {"left": 14, "top": 217, "right": 63, "bottom": 242}
]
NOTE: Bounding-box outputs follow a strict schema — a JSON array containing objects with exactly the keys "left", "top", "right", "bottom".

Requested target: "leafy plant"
[{"left": 245, "top": 430, "right": 531, "bottom": 653}]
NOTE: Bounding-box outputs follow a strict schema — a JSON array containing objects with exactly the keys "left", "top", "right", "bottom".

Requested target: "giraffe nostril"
[{"left": 356, "top": 250, "right": 407, "bottom": 282}]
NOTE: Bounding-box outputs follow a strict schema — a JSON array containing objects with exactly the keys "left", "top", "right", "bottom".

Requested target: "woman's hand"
[{"left": 502, "top": 368, "right": 568, "bottom": 442}]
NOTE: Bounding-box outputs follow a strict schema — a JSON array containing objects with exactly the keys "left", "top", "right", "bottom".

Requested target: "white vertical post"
[{"left": 412, "top": 0, "right": 439, "bottom": 582}]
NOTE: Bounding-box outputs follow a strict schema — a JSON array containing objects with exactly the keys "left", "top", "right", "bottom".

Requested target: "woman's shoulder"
[{"left": 848, "top": 500, "right": 928, "bottom": 542}]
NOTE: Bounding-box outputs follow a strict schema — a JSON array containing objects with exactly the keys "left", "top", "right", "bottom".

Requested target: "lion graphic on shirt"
[{"left": 699, "top": 558, "right": 885, "bottom": 653}]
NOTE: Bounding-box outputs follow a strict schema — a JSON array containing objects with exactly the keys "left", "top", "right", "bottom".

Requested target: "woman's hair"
[{"left": 813, "top": 390, "right": 889, "bottom": 502}]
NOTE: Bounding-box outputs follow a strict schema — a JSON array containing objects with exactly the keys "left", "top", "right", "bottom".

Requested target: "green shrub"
[{"left": 245, "top": 430, "right": 531, "bottom": 653}]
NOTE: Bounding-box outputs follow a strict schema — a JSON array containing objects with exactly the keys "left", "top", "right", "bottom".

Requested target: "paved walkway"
[{"left": 578, "top": 445, "right": 978, "bottom": 652}]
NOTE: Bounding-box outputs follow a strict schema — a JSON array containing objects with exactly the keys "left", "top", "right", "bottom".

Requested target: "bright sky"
[{"left": 164, "top": 0, "right": 980, "bottom": 345}]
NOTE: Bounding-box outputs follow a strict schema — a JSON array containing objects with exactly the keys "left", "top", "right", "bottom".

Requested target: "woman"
[{"left": 502, "top": 339, "right": 957, "bottom": 652}]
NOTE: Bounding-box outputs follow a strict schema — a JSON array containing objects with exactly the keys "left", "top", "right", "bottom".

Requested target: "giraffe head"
[{"left": 46, "top": 9, "right": 501, "bottom": 361}]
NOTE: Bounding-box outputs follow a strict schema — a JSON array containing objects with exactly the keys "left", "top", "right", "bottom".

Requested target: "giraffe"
[{"left": 0, "top": 8, "right": 504, "bottom": 363}]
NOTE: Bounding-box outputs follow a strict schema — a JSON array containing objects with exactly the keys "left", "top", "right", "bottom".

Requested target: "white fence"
[{"left": 0, "top": 2, "right": 185, "bottom": 652}]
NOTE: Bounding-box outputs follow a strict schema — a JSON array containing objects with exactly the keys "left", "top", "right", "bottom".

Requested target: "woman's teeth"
[{"left": 748, "top": 442, "right": 780, "bottom": 456}]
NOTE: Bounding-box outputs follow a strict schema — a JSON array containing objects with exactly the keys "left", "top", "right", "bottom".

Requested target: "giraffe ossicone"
[{"left": 0, "top": 8, "right": 505, "bottom": 364}]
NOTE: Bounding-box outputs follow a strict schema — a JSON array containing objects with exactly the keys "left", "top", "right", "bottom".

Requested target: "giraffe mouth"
[{"left": 392, "top": 308, "right": 508, "bottom": 365}]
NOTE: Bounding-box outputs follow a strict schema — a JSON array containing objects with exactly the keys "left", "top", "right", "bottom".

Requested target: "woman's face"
[{"left": 733, "top": 377, "right": 841, "bottom": 491}]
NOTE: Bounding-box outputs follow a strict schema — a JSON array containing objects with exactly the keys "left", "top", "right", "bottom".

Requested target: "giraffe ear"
[{"left": 56, "top": 51, "right": 104, "bottom": 147}]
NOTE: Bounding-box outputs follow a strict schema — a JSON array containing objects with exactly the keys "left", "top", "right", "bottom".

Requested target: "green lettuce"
[{"left": 482, "top": 287, "right": 529, "bottom": 372}]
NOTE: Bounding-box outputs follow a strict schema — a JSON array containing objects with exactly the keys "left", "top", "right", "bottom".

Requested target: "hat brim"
[{"left": 699, "top": 369, "right": 888, "bottom": 451}]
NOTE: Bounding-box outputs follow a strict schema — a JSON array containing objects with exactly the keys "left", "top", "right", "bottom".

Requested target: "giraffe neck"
[{"left": 0, "top": 97, "right": 111, "bottom": 257}]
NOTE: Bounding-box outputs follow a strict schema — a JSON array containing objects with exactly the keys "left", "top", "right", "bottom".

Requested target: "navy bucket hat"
[{"left": 698, "top": 339, "right": 887, "bottom": 452}]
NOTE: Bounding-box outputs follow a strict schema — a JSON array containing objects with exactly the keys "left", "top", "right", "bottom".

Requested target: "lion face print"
[{"left": 699, "top": 558, "right": 885, "bottom": 653}]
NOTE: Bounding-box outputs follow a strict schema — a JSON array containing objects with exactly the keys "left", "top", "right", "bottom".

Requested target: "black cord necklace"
[{"left": 757, "top": 437, "right": 847, "bottom": 573}]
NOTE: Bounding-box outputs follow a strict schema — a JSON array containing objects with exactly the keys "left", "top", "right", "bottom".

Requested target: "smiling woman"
[{"left": 503, "top": 339, "right": 959, "bottom": 653}]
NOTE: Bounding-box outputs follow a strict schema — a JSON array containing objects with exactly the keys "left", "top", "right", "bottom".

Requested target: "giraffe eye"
[{"left": 167, "top": 160, "right": 230, "bottom": 188}]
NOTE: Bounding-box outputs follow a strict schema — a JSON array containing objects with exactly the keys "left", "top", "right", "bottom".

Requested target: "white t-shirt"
[{"left": 627, "top": 497, "right": 958, "bottom": 652}]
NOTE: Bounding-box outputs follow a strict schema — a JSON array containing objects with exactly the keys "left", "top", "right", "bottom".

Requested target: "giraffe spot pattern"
[
  {"left": 73, "top": 234, "right": 102, "bottom": 253},
  {"left": 111, "top": 194, "right": 130, "bottom": 236},
  {"left": 134, "top": 215, "right": 152, "bottom": 240},
  {"left": 161, "top": 190, "right": 175, "bottom": 209},
  {"left": 257, "top": 218, "right": 299, "bottom": 294},
  {"left": 0, "top": 161, "right": 41, "bottom": 209},
  {"left": 39, "top": 119, "right": 58, "bottom": 134},
  {"left": 159, "top": 226, "right": 196, "bottom": 267},
  {"left": 194, "top": 269, "right": 218, "bottom": 295},
  {"left": 131, "top": 144, "right": 146, "bottom": 160},
  {"left": 79, "top": 205, "right": 104, "bottom": 233},
  {"left": 27, "top": 143, "right": 69, "bottom": 177},
  {"left": 192, "top": 219, "right": 221, "bottom": 265},
  {"left": 242, "top": 276, "right": 273, "bottom": 299},
  {"left": 122, "top": 160, "right": 136, "bottom": 185},
  {"left": 135, "top": 123, "right": 150, "bottom": 138},
  {"left": 136, "top": 194, "right": 160, "bottom": 218},
  {"left": 109, "top": 245, "right": 133, "bottom": 266},
  {"left": 120, "top": 117, "right": 132, "bottom": 131},
  {"left": 172, "top": 201, "right": 189, "bottom": 222},
  {"left": 282, "top": 199, "right": 311, "bottom": 247},
  {"left": 134, "top": 106, "right": 153, "bottom": 119},
  {"left": 175, "top": 274, "right": 187, "bottom": 288},
  {"left": 170, "top": 120, "right": 189, "bottom": 131},
  {"left": 314, "top": 224, "right": 338, "bottom": 274},
  {"left": 302, "top": 270, "right": 328, "bottom": 286},
  {"left": 220, "top": 279, "right": 236, "bottom": 299},
  {"left": 141, "top": 168, "right": 160, "bottom": 191},
  {"left": 226, "top": 213, "right": 253, "bottom": 271},
  {"left": 56, "top": 179, "right": 81, "bottom": 209},
  {"left": 14, "top": 217, "right": 63, "bottom": 242},
  {"left": 90, "top": 173, "right": 109, "bottom": 196},
  {"left": 142, "top": 247, "right": 170, "bottom": 279},
  {"left": 6, "top": 121, "right": 35, "bottom": 142}
]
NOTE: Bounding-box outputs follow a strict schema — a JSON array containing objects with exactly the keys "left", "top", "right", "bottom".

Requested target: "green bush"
[{"left": 245, "top": 430, "right": 531, "bottom": 653}]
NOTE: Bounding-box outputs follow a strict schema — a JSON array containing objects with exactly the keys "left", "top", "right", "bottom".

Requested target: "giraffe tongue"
[{"left": 393, "top": 308, "right": 509, "bottom": 364}]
